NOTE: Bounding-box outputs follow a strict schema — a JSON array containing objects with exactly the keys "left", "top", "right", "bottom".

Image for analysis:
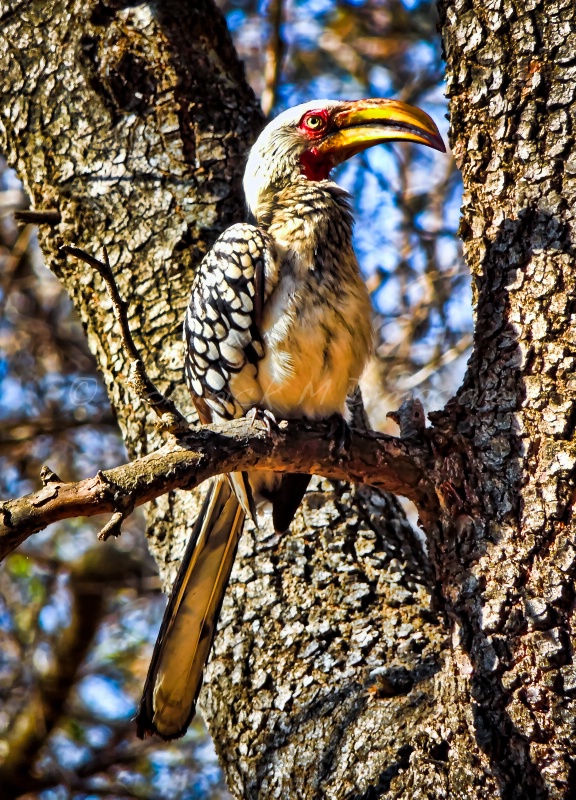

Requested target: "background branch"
[
  {"left": 0, "top": 543, "right": 152, "bottom": 798},
  {"left": 261, "top": 0, "right": 285, "bottom": 117}
]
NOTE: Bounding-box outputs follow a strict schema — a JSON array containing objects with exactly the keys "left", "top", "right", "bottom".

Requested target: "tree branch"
[
  {"left": 13, "top": 208, "right": 61, "bottom": 225},
  {"left": 0, "top": 411, "right": 117, "bottom": 451},
  {"left": 61, "top": 245, "right": 189, "bottom": 433},
  {"left": 261, "top": 0, "right": 285, "bottom": 117},
  {"left": 0, "top": 416, "right": 433, "bottom": 562}
]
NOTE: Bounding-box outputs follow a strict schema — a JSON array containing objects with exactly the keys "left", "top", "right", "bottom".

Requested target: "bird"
[{"left": 136, "top": 98, "right": 445, "bottom": 740}]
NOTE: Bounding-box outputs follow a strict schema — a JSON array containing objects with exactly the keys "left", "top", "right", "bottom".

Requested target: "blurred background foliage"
[{"left": 0, "top": 0, "right": 467, "bottom": 797}]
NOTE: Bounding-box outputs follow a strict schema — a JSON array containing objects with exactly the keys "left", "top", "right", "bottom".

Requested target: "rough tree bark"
[
  {"left": 425, "top": 1, "right": 576, "bottom": 796},
  {"left": 0, "top": 0, "right": 574, "bottom": 798}
]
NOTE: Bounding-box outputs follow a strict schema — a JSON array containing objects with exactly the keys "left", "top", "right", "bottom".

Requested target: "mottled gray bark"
[
  {"left": 424, "top": 0, "right": 576, "bottom": 796},
  {"left": 0, "top": 2, "right": 440, "bottom": 798}
]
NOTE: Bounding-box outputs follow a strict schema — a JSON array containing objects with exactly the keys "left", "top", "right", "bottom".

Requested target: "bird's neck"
[{"left": 255, "top": 178, "right": 355, "bottom": 268}]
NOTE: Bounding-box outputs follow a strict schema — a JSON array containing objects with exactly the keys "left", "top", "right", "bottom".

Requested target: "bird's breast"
[{"left": 257, "top": 252, "right": 372, "bottom": 419}]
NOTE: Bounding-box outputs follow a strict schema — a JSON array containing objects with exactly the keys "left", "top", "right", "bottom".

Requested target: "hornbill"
[{"left": 136, "top": 98, "right": 445, "bottom": 740}]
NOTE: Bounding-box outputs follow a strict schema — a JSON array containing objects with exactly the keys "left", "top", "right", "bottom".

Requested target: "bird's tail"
[{"left": 136, "top": 475, "right": 245, "bottom": 740}]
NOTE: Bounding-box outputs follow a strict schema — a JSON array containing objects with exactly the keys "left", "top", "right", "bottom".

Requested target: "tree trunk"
[
  {"left": 0, "top": 0, "right": 574, "bottom": 797},
  {"left": 424, "top": 0, "right": 576, "bottom": 796}
]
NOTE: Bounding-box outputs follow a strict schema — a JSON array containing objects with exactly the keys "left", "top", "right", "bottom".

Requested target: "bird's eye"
[{"left": 304, "top": 114, "right": 326, "bottom": 131}]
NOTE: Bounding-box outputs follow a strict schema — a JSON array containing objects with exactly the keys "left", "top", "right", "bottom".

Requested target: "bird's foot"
[
  {"left": 246, "top": 407, "right": 278, "bottom": 435},
  {"left": 327, "top": 413, "right": 351, "bottom": 459}
]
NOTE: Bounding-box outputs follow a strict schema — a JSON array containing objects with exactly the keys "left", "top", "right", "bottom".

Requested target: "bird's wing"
[
  {"left": 137, "top": 224, "right": 278, "bottom": 741},
  {"left": 184, "top": 221, "right": 280, "bottom": 523},
  {"left": 183, "top": 222, "right": 278, "bottom": 423}
]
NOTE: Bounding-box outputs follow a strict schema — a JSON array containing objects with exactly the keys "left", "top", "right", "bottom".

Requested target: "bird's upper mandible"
[{"left": 244, "top": 97, "right": 446, "bottom": 220}]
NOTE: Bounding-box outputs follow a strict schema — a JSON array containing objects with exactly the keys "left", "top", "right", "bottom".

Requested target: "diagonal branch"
[
  {"left": 0, "top": 416, "right": 434, "bottom": 562},
  {"left": 61, "top": 245, "right": 189, "bottom": 432}
]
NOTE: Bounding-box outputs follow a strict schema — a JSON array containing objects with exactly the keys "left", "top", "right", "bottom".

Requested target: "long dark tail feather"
[
  {"left": 136, "top": 475, "right": 244, "bottom": 740},
  {"left": 272, "top": 473, "right": 312, "bottom": 533}
]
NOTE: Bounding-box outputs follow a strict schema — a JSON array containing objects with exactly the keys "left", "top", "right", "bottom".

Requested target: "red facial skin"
[{"left": 298, "top": 109, "right": 334, "bottom": 181}]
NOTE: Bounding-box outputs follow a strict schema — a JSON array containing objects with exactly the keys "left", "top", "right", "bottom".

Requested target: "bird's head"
[{"left": 244, "top": 98, "right": 446, "bottom": 219}]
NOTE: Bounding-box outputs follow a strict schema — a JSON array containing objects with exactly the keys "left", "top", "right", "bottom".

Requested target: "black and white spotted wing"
[{"left": 183, "top": 223, "right": 276, "bottom": 422}]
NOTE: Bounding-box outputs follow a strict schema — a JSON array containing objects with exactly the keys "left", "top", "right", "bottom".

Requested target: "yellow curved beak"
[{"left": 316, "top": 99, "right": 446, "bottom": 164}]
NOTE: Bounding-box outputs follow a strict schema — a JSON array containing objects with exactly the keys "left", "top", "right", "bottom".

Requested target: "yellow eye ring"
[{"left": 305, "top": 114, "right": 325, "bottom": 130}]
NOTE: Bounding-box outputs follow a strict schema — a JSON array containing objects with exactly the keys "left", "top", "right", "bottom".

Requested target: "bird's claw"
[
  {"left": 246, "top": 407, "right": 278, "bottom": 435},
  {"left": 328, "top": 413, "right": 351, "bottom": 459}
]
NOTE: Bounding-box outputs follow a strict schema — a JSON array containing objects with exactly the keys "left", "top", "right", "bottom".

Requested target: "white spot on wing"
[
  {"left": 239, "top": 292, "right": 253, "bottom": 312},
  {"left": 206, "top": 368, "right": 225, "bottom": 391},
  {"left": 231, "top": 311, "right": 250, "bottom": 329},
  {"left": 226, "top": 263, "right": 242, "bottom": 280},
  {"left": 194, "top": 354, "right": 210, "bottom": 370},
  {"left": 193, "top": 336, "right": 207, "bottom": 354},
  {"left": 220, "top": 341, "right": 244, "bottom": 367},
  {"left": 206, "top": 340, "right": 219, "bottom": 360}
]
